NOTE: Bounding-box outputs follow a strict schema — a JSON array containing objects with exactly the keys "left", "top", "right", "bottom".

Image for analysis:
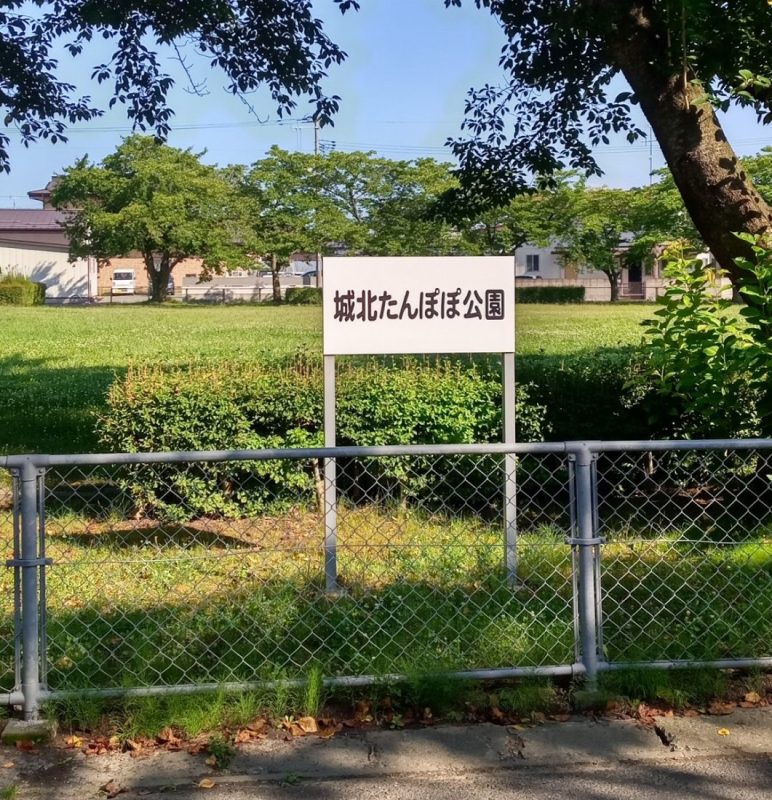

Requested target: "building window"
[{"left": 526, "top": 254, "right": 540, "bottom": 273}]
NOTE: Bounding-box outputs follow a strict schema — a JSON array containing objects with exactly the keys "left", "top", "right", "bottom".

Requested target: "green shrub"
[
  {"left": 285, "top": 287, "right": 322, "bottom": 305},
  {"left": 627, "top": 243, "right": 770, "bottom": 439},
  {"left": 98, "top": 359, "right": 547, "bottom": 520},
  {"left": 516, "top": 286, "right": 585, "bottom": 304},
  {"left": 0, "top": 275, "right": 46, "bottom": 305}
]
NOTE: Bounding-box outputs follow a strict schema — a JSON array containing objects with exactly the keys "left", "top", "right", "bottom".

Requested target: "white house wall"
[
  {"left": 514, "top": 246, "right": 563, "bottom": 278},
  {"left": 0, "top": 244, "right": 92, "bottom": 298}
]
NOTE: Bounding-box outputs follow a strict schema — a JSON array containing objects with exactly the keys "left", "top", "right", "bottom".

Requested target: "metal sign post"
[{"left": 322, "top": 256, "right": 517, "bottom": 593}]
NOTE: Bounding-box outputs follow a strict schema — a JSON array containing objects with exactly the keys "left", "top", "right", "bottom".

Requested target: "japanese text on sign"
[
  {"left": 323, "top": 257, "right": 515, "bottom": 355},
  {"left": 333, "top": 288, "right": 506, "bottom": 322}
]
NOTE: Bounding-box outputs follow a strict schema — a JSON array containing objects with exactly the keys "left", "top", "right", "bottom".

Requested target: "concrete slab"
[
  {"left": 0, "top": 719, "right": 57, "bottom": 745},
  {"left": 654, "top": 707, "right": 772, "bottom": 756}
]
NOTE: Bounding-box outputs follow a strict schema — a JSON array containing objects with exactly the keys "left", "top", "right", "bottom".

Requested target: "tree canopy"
[
  {"left": 52, "top": 135, "right": 249, "bottom": 301},
  {"left": 444, "top": 1, "right": 772, "bottom": 285},
  {"left": 0, "top": 0, "right": 354, "bottom": 173}
]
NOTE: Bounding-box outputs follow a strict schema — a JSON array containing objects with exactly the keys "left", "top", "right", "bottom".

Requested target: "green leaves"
[
  {"left": 52, "top": 135, "right": 252, "bottom": 300},
  {"left": 630, "top": 239, "right": 771, "bottom": 439}
]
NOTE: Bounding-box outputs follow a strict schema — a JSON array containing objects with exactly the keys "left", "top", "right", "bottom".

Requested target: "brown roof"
[{"left": 0, "top": 209, "right": 66, "bottom": 231}]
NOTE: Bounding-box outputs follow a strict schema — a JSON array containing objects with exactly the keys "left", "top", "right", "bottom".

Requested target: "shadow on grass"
[{"left": 0, "top": 352, "right": 121, "bottom": 455}]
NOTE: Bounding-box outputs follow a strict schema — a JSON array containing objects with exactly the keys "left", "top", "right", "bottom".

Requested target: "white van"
[{"left": 111, "top": 269, "right": 136, "bottom": 295}]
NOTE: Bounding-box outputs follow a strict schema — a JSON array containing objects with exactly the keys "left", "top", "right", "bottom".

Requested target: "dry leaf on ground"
[
  {"left": 743, "top": 692, "right": 762, "bottom": 704},
  {"left": 198, "top": 778, "right": 216, "bottom": 789},
  {"left": 708, "top": 701, "right": 735, "bottom": 716},
  {"left": 100, "top": 779, "right": 126, "bottom": 798},
  {"left": 717, "top": 728, "right": 730, "bottom": 737},
  {"left": 297, "top": 716, "right": 318, "bottom": 734}
]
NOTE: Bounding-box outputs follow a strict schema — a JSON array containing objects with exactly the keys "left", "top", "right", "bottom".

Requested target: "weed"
[
  {"left": 599, "top": 668, "right": 728, "bottom": 709},
  {"left": 0, "top": 785, "right": 17, "bottom": 800},
  {"left": 497, "top": 679, "right": 558, "bottom": 716},
  {"left": 303, "top": 664, "right": 325, "bottom": 718},
  {"left": 207, "top": 734, "right": 235, "bottom": 770}
]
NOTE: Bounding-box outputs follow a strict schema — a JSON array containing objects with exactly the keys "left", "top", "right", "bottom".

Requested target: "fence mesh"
[
  {"left": 4, "top": 443, "right": 771, "bottom": 702},
  {"left": 0, "top": 466, "right": 17, "bottom": 695},
  {"left": 597, "top": 448, "right": 772, "bottom": 664},
  {"left": 41, "top": 453, "right": 574, "bottom": 691}
]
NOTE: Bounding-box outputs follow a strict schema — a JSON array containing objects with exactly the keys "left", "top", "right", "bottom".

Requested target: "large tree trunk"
[
  {"left": 600, "top": 2, "right": 772, "bottom": 284},
  {"left": 606, "top": 270, "right": 620, "bottom": 302},
  {"left": 145, "top": 252, "right": 170, "bottom": 302},
  {"left": 271, "top": 253, "right": 282, "bottom": 302}
]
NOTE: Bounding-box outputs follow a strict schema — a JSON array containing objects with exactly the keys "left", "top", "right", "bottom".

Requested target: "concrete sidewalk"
[{"left": 1, "top": 707, "right": 769, "bottom": 799}]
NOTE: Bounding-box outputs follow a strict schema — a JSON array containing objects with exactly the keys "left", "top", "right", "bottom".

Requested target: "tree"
[
  {"left": 444, "top": 1, "right": 772, "bottom": 290},
  {"left": 52, "top": 135, "right": 250, "bottom": 301},
  {"left": 0, "top": 0, "right": 353, "bottom": 173},
  {"left": 232, "top": 149, "right": 471, "bottom": 300},
  {"left": 529, "top": 175, "right": 697, "bottom": 300}
]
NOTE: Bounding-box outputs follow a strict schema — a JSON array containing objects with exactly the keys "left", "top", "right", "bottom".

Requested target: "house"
[
  {"left": 0, "top": 209, "right": 97, "bottom": 300},
  {"left": 514, "top": 240, "right": 668, "bottom": 301}
]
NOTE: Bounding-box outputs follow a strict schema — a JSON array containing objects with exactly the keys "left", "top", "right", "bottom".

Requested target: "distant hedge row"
[
  {"left": 0, "top": 275, "right": 46, "bottom": 305},
  {"left": 285, "top": 287, "right": 322, "bottom": 305},
  {"left": 515, "top": 286, "right": 585, "bottom": 304}
]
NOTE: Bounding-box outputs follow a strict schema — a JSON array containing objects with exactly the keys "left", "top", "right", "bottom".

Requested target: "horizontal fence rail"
[{"left": 1, "top": 439, "right": 770, "bottom": 719}]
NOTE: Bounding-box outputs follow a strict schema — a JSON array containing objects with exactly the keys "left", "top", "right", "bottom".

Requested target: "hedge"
[
  {"left": 98, "top": 359, "right": 548, "bottom": 520},
  {"left": 285, "top": 287, "right": 322, "bottom": 305},
  {"left": 0, "top": 275, "right": 46, "bottom": 305},
  {"left": 515, "top": 286, "right": 585, "bottom": 304}
]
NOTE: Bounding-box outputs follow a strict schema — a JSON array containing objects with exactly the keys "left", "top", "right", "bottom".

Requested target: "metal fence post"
[
  {"left": 19, "top": 460, "right": 41, "bottom": 720},
  {"left": 570, "top": 444, "right": 601, "bottom": 687}
]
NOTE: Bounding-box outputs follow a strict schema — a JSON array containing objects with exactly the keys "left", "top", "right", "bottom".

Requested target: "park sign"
[{"left": 322, "top": 256, "right": 515, "bottom": 355}]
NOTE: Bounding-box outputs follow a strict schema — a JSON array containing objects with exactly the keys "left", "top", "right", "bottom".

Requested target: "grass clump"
[{"left": 599, "top": 668, "right": 728, "bottom": 710}]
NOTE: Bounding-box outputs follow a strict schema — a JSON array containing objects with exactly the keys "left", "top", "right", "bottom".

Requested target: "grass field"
[
  {"left": 0, "top": 303, "right": 769, "bottom": 730},
  {"left": 0, "top": 303, "right": 652, "bottom": 454}
]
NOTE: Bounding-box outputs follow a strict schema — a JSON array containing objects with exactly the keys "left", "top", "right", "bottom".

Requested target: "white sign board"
[{"left": 323, "top": 256, "right": 515, "bottom": 355}]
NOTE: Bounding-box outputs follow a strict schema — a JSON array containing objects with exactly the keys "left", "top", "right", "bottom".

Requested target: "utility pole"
[{"left": 314, "top": 116, "right": 322, "bottom": 289}]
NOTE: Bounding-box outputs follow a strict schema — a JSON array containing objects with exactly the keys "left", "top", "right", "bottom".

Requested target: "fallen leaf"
[
  {"left": 198, "top": 778, "right": 216, "bottom": 789},
  {"left": 234, "top": 729, "right": 252, "bottom": 744},
  {"left": 247, "top": 719, "right": 268, "bottom": 734},
  {"left": 108, "top": 736, "right": 121, "bottom": 750},
  {"left": 707, "top": 701, "right": 734, "bottom": 716},
  {"left": 297, "top": 716, "right": 318, "bottom": 734},
  {"left": 15, "top": 741, "right": 36, "bottom": 753},
  {"left": 64, "top": 735, "right": 83, "bottom": 748},
  {"left": 100, "top": 779, "right": 126, "bottom": 798},
  {"left": 156, "top": 727, "right": 180, "bottom": 746},
  {"left": 744, "top": 691, "right": 762, "bottom": 705},
  {"left": 490, "top": 707, "right": 505, "bottom": 721},
  {"left": 124, "top": 739, "right": 141, "bottom": 752},
  {"left": 717, "top": 728, "right": 730, "bottom": 737},
  {"left": 531, "top": 712, "right": 546, "bottom": 724},
  {"left": 289, "top": 723, "right": 306, "bottom": 737},
  {"left": 2, "top": 762, "right": 15, "bottom": 769},
  {"left": 682, "top": 709, "right": 700, "bottom": 718},
  {"left": 548, "top": 713, "right": 571, "bottom": 722},
  {"left": 205, "top": 755, "right": 217, "bottom": 768}
]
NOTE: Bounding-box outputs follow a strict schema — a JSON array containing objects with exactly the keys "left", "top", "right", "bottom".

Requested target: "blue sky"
[{"left": 2, "top": 0, "right": 770, "bottom": 207}]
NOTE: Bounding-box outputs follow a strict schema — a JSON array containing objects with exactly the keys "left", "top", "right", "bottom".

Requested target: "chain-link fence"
[{"left": 1, "top": 440, "right": 771, "bottom": 719}]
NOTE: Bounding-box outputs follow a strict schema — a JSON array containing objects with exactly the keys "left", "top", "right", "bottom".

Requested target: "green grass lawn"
[{"left": 0, "top": 303, "right": 652, "bottom": 454}]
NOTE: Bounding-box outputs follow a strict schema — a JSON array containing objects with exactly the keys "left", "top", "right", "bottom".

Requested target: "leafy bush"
[
  {"left": 520, "top": 350, "right": 648, "bottom": 441},
  {"left": 98, "top": 359, "right": 547, "bottom": 519},
  {"left": 285, "top": 287, "right": 322, "bottom": 305},
  {"left": 627, "top": 243, "right": 771, "bottom": 439},
  {"left": 516, "top": 286, "right": 584, "bottom": 304},
  {"left": 0, "top": 275, "right": 46, "bottom": 305}
]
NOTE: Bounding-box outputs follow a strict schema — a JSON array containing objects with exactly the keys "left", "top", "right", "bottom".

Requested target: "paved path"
[{"left": 1, "top": 708, "right": 769, "bottom": 799}]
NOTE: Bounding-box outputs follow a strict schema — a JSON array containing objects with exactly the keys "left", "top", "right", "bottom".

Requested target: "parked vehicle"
[{"left": 111, "top": 270, "right": 136, "bottom": 294}]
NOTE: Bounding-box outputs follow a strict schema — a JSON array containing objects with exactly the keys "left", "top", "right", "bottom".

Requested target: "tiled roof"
[{"left": 0, "top": 209, "right": 66, "bottom": 230}]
